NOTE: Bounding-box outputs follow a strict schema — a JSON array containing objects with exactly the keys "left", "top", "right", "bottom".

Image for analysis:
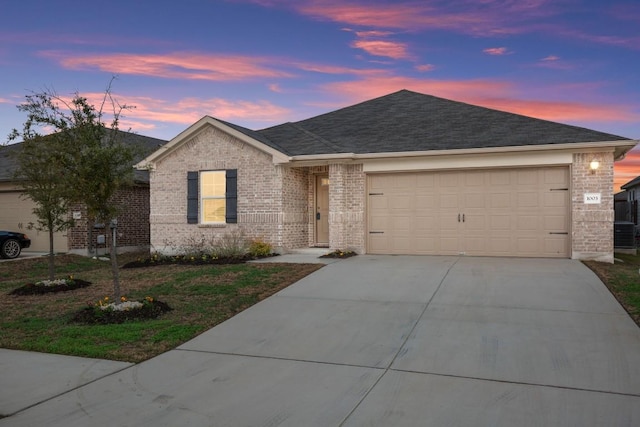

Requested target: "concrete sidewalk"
[{"left": 2, "top": 255, "right": 640, "bottom": 426}]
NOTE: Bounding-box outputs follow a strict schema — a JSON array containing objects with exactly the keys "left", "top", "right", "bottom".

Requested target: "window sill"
[{"left": 198, "top": 223, "right": 227, "bottom": 228}]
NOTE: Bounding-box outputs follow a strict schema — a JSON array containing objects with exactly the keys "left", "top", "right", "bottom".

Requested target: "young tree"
[
  {"left": 8, "top": 81, "right": 137, "bottom": 299},
  {"left": 8, "top": 135, "right": 74, "bottom": 280}
]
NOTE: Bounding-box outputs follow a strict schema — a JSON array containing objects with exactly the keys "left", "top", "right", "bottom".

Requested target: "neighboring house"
[
  {"left": 0, "top": 132, "right": 167, "bottom": 254},
  {"left": 620, "top": 176, "right": 640, "bottom": 225},
  {"left": 614, "top": 191, "right": 629, "bottom": 221},
  {"left": 137, "top": 90, "right": 638, "bottom": 263}
]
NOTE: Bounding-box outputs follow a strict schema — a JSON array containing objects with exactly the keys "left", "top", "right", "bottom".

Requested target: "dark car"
[{"left": 0, "top": 231, "right": 31, "bottom": 259}]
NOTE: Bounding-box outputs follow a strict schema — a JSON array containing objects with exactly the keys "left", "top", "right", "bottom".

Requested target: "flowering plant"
[
  {"left": 94, "top": 295, "right": 155, "bottom": 312},
  {"left": 34, "top": 275, "right": 75, "bottom": 287},
  {"left": 72, "top": 295, "right": 170, "bottom": 324}
]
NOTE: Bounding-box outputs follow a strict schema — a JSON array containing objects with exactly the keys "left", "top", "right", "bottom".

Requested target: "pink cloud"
[
  {"left": 483, "top": 47, "right": 511, "bottom": 55},
  {"left": 615, "top": 146, "right": 640, "bottom": 192},
  {"left": 534, "top": 56, "right": 573, "bottom": 70},
  {"left": 320, "top": 76, "right": 638, "bottom": 124},
  {"left": 242, "top": 1, "right": 639, "bottom": 51},
  {"left": 415, "top": 64, "right": 436, "bottom": 72},
  {"left": 39, "top": 51, "right": 293, "bottom": 81},
  {"left": 555, "top": 28, "right": 640, "bottom": 50},
  {"left": 279, "top": 0, "right": 559, "bottom": 35},
  {"left": 71, "top": 93, "right": 292, "bottom": 131},
  {"left": 351, "top": 40, "right": 411, "bottom": 59},
  {"left": 321, "top": 76, "right": 512, "bottom": 103},
  {"left": 354, "top": 30, "right": 394, "bottom": 37},
  {"left": 293, "top": 61, "right": 388, "bottom": 77}
]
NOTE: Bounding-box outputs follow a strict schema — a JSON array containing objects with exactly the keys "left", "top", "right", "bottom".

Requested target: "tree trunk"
[
  {"left": 110, "top": 225, "right": 120, "bottom": 300},
  {"left": 48, "top": 229, "right": 55, "bottom": 281}
]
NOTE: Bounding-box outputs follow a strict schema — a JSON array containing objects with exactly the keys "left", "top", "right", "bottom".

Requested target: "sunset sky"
[{"left": 1, "top": 0, "right": 638, "bottom": 191}]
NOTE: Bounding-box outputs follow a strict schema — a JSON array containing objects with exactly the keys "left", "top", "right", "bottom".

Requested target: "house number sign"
[{"left": 584, "top": 193, "right": 601, "bottom": 204}]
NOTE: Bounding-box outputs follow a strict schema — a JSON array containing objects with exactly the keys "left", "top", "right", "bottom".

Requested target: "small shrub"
[
  {"left": 320, "top": 249, "right": 357, "bottom": 259},
  {"left": 163, "top": 234, "right": 216, "bottom": 256},
  {"left": 248, "top": 239, "right": 273, "bottom": 257},
  {"left": 215, "top": 229, "right": 249, "bottom": 258}
]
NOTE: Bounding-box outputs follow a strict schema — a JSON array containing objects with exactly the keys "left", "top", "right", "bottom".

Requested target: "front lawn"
[
  {"left": 0, "top": 253, "right": 322, "bottom": 362},
  {"left": 584, "top": 252, "right": 640, "bottom": 327}
]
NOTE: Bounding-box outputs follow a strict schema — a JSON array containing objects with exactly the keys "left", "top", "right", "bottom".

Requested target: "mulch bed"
[
  {"left": 122, "top": 253, "right": 279, "bottom": 268},
  {"left": 69, "top": 300, "right": 172, "bottom": 325},
  {"left": 9, "top": 279, "right": 92, "bottom": 296},
  {"left": 319, "top": 250, "right": 357, "bottom": 259}
]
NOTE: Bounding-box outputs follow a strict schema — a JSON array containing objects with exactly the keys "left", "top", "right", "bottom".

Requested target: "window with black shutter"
[{"left": 186, "top": 170, "right": 238, "bottom": 224}]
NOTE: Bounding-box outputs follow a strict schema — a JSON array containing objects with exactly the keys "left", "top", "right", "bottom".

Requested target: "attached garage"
[
  {"left": 367, "top": 166, "right": 570, "bottom": 257},
  {"left": 0, "top": 188, "right": 68, "bottom": 253}
]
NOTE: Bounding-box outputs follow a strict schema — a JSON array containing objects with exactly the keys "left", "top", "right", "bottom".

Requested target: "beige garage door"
[
  {"left": 367, "top": 167, "right": 569, "bottom": 257},
  {"left": 0, "top": 191, "right": 68, "bottom": 253}
]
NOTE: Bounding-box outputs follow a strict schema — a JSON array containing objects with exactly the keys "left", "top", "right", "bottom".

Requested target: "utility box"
[{"left": 96, "top": 235, "right": 106, "bottom": 245}]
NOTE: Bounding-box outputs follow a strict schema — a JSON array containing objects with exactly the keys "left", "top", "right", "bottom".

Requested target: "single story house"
[
  {"left": 614, "top": 191, "right": 629, "bottom": 222},
  {"left": 620, "top": 176, "right": 640, "bottom": 225},
  {"left": 137, "top": 90, "right": 637, "bottom": 262},
  {"left": 0, "top": 131, "right": 166, "bottom": 254}
]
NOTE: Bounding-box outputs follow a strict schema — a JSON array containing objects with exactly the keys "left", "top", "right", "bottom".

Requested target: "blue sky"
[{"left": 1, "top": 0, "right": 639, "bottom": 189}]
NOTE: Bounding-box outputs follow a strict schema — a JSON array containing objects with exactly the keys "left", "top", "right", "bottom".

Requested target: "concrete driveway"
[{"left": 2, "top": 255, "right": 640, "bottom": 426}]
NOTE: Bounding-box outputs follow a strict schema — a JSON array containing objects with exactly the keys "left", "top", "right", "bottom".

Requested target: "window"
[
  {"left": 187, "top": 170, "right": 237, "bottom": 224},
  {"left": 201, "top": 171, "right": 226, "bottom": 223}
]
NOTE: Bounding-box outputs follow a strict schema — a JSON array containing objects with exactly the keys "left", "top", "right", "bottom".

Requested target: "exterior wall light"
[{"left": 589, "top": 159, "right": 600, "bottom": 173}]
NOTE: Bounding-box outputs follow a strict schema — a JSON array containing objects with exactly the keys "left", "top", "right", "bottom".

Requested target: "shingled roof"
[
  {"left": 255, "top": 89, "right": 631, "bottom": 156},
  {"left": 0, "top": 131, "right": 167, "bottom": 183}
]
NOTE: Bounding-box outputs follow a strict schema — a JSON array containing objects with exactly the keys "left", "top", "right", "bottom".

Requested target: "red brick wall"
[{"left": 67, "top": 185, "right": 151, "bottom": 254}]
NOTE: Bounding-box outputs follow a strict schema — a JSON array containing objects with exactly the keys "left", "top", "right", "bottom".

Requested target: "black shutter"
[
  {"left": 187, "top": 171, "right": 198, "bottom": 224},
  {"left": 226, "top": 169, "right": 238, "bottom": 224}
]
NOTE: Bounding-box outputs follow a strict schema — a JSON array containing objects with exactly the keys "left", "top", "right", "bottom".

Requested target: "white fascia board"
[
  {"left": 135, "top": 116, "right": 289, "bottom": 169},
  {"left": 284, "top": 140, "right": 638, "bottom": 168}
]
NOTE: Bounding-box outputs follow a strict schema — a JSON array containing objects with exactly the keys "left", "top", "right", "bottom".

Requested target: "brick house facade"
[
  {"left": 67, "top": 185, "right": 152, "bottom": 255},
  {"left": 139, "top": 91, "right": 637, "bottom": 262}
]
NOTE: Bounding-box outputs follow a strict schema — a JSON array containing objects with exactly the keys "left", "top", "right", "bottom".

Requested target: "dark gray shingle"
[{"left": 256, "top": 89, "right": 630, "bottom": 156}]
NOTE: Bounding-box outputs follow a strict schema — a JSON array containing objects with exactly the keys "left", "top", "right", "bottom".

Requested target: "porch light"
[{"left": 589, "top": 159, "right": 600, "bottom": 173}]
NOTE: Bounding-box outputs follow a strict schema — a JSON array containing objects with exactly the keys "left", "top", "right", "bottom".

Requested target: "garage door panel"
[
  {"left": 490, "top": 215, "right": 511, "bottom": 230},
  {"left": 0, "top": 192, "right": 68, "bottom": 252},
  {"left": 544, "top": 237, "right": 568, "bottom": 255},
  {"left": 544, "top": 192, "right": 568, "bottom": 207},
  {"left": 367, "top": 167, "right": 569, "bottom": 258},
  {"left": 517, "top": 192, "right": 540, "bottom": 207},
  {"left": 544, "top": 215, "right": 567, "bottom": 231},
  {"left": 490, "top": 193, "right": 511, "bottom": 208},
  {"left": 463, "top": 193, "right": 486, "bottom": 208},
  {"left": 415, "top": 216, "right": 437, "bottom": 232},
  {"left": 489, "top": 170, "right": 511, "bottom": 186},
  {"left": 439, "top": 237, "right": 460, "bottom": 253}
]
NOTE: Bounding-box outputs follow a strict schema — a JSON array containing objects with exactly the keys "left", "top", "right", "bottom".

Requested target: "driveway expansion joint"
[{"left": 387, "top": 368, "right": 640, "bottom": 399}]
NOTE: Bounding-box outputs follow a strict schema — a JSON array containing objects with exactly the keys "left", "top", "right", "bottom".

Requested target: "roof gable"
[
  {"left": 622, "top": 175, "right": 640, "bottom": 190},
  {"left": 137, "top": 116, "right": 289, "bottom": 168},
  {"left": 257, "top": 89, "right": 632, "bottom": 156}
]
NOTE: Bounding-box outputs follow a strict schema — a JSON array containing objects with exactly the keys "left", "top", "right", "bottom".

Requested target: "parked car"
[{"left": 0, "top": 231, "right": 31, "bottom": 259}]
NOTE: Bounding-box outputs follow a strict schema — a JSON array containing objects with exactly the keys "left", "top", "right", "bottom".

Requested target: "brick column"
[
  {"left": 571, "top": 152, "right": 614, "bottom": 262},
  {"left": 328, "top": 163, "right": 366, "bottom": 252}
]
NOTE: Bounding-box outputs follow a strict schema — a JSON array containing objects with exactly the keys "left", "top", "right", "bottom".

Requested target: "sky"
[{"left": 1, "top": 0, "right": 639, "bottom": 191}]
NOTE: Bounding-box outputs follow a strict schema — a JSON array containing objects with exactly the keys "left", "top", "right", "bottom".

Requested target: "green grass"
[
  {"left": 585, "top": 252, "right": 640, "bottom": 325},
  {"left": 0, "top": 253, "right": 323, "bottom": 362}
]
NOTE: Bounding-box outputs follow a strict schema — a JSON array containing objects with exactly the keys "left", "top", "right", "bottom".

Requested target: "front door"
[{"left": 316, "top": 175, "right": 329, "bottom": 246}]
